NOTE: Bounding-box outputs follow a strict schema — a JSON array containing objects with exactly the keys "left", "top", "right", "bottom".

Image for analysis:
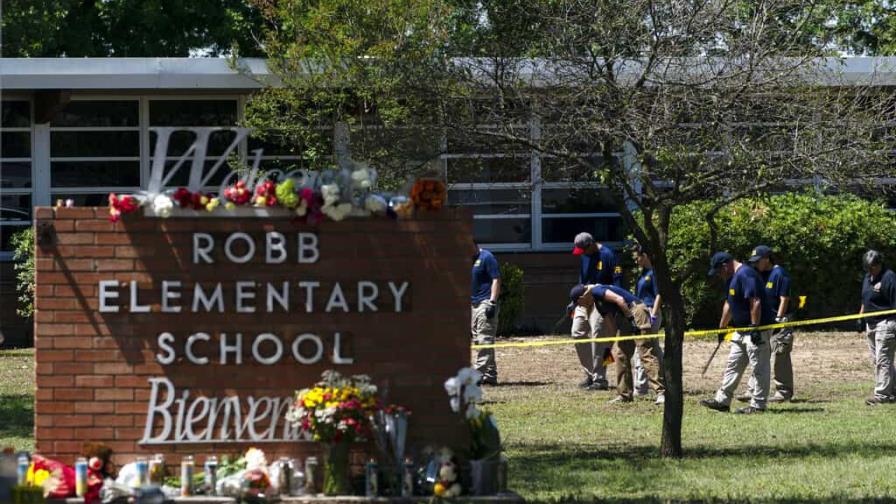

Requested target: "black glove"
[
  {"left": 485, "top": 301, "right": 497, "bottom": 320},
  {"left": 718, "top": 331, "right": 726, "bottom": 344},
  {"left": 627, "top": 316, "right": 636, "bottom": 329},
  {"left": 748, "top": 325, "right": 762, "bottom": 345},
  {"left": 857, "top": 318, "right": 866, "bottom": 333}
]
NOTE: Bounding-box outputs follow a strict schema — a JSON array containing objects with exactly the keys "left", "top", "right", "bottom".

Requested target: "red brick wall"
[{"left": 34, "top": 207, "right": 472, "bottom": 466}]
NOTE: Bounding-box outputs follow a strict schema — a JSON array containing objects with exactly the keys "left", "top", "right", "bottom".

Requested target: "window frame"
[{"left": 1, "top": 97, "right": 35, "bottom": 260}]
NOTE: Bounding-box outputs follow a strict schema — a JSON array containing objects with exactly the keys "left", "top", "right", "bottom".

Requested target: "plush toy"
[
  {"left": 432, "top": 448, "right": 462, "bottom": 498},
  {"left": 81, "top": 443, "right": 114, "bottom": 504},
  {"left": 26, "top": 455, "right": 76, "bottom": 498}
]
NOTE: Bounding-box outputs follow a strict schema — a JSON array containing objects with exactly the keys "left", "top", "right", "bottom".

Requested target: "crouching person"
[{"left": 569, "top": 283, "right": 663, "bottom": 404}]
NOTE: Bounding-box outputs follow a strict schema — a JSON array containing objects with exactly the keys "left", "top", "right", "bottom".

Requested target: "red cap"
[{"left": 572, "top": 247, "right": 587, "bottom": 256}]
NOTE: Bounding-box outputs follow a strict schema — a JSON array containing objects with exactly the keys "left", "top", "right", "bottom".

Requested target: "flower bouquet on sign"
[
  {"left": 444, "top": 368, "right": 502, "bottom": 496},
  {"left": 285, "top": 371, "right": 380, "bottom": 495}
]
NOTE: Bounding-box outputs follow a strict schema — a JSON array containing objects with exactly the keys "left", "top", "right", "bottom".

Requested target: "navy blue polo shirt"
[
  {"left": 762, "top": 265, "right": 792, "bottom": 313},
  {"left": 471, "top": 249, "right": 500, "bottom": 304},
  {"left": 728, "top": 264, "right": 775, "bottom": 327},
  {"left": 580, "top": 245, "right": 623, "bottom": 287},
  {"left": 591, "top": 284, "right": 641, "bottom": 307},
  {"left": 862, "top": 268, "right": 896, "bottom": 324},
  {"left": 636, "top": 268, "right": 659, "bottom": 308}
]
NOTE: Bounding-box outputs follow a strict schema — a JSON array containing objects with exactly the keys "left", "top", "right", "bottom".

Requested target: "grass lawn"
[
  {"left": 0, "top": 348, "right": 34, "bottom": 452},
  {"left": 4, "top": 332, "right": 896, "bottom": 502}
]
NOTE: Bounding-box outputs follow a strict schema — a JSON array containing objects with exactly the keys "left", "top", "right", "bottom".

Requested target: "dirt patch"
[{"left": 476, "top": 331, "right": 872, "bottom": 401}]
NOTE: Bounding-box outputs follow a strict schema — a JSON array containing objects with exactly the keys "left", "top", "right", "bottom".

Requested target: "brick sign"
[{"left": 33, "top": 207, "right": 471, "bottom": 463}]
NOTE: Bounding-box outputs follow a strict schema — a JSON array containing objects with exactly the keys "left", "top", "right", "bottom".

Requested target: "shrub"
[
  {"left": 497, "top": 262, "right": 525, "bottom": 336},
  {"left": 11, "top": 227, "right": 34, "bottom": 319},
  {"left": 664, "top": 193, "right": 896, "bottom": 327}
]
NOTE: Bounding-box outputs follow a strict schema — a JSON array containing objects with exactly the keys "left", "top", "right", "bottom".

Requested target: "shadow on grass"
[
  {"left": 522, "top": 497, "right": 896, "bottom": 503},
  {"left": 0, "top": 394, "right": 33, "bottom": 439},
  {"left": 498, "top": 381, "right": 551, "bottom": 387}
]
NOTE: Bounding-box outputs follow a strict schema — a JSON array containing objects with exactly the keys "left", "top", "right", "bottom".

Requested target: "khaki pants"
[
  {"left": 571, "top": 304, "right": 611, "bottom": 384},
  {"left": 771, "top": 327, "right": 795, "bottom": 398},
  {"left": 714, "top": 330, "right": 771, "bottom": 410},
  {"left": 472, "top": 303, "right": 499, "bottom": 381},
  {"left": 612, "top": 303, "right": 664, "bottom": 399},
  {"left": 866, "top": 318, "right": 896, "bottom": 400},
  {"left": 634, "top": 311, "right": 664, "bottom": 394}
]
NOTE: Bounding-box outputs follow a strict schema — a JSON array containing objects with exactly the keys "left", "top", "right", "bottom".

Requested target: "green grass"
[
  {"left": 491, "top": 380, "right": 896, "bottom": 502},
  {"left": 0, "top": 348, "right": 34, "bottom": 452}
]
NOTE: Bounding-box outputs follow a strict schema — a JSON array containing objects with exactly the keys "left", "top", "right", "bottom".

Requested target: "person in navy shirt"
[
  {"left": 569, "top": 282, "right": 656, "bottom": 404},
  {"left": 700, "top": 251, "right": 774, "bottom": 414},
  {"left": 471, "top": 241, "right": 501, "bottom": 385},
  {"left": 631, "top": 244, "right": 666, "bottom": 404},
  {"left": 748, "top": 245, "right": 795, "bottom": 402},
  {"left": 859, "top": 250, "right": 896, "bottom": 405},
  {"left": 570, "top": 232, "right": 622, "bottom": 391}
]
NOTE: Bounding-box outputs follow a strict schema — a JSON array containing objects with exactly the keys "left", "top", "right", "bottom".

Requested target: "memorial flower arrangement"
[
  {"left": 445, "top": 368, "right": 502, "bottom": 461},
  {"left": 105, "top": 163, "right": 446, "bottom": 224},
  {"left": 285, "top": 370, "right": 380, "bottom": 495},
  {"left": 285, "top": 370, "right": 379, "bottom": 443}
]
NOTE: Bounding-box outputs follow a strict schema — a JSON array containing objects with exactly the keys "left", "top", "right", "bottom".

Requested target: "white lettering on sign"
[
  {"left": 92, "top": 231, "right": 422, "bottom": 446},
  {"left": 140, "top": 377, "right": 301, "bottom": 444}
]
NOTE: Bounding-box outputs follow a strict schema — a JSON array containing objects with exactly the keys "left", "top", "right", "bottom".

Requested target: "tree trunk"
[{"left": 660, "top": 286, "right": 686, "bottom": 458}]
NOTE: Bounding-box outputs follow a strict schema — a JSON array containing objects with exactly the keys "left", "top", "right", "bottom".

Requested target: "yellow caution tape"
[{"left": 472, "top": 308, "right": 896, "bottom": 350}]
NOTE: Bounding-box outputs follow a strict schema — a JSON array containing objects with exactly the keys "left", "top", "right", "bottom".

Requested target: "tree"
[
  {"left": 247, "top": 0, "right": 895, "bottom": 458},
  {"left": 0, "top": 0, "right": 265, "bottom": 57}
]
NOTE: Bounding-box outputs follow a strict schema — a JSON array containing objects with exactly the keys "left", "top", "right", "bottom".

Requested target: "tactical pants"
[
  {"left": 471, "top": 302, "right": 499, "bottom": 381},
  {"left": 866, "top": 318, "right": 896, "bottom": 401},
  {"left": 714, "top": 330, "right": 772, "bottom": 410},
  {"left": 571, "top": 304, "right": 610, "bottom": 385},
  {"left": 634, "top": 311, "right": 664, "bottom": 394},
  {"left": 746, "top": 326, "right": 795, "bottom": 399},
  {"left": 612, "top": 303, "right": 663, "bottom": 399}
]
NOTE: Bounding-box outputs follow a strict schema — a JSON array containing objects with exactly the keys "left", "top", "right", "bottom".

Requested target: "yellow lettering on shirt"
[
  {"left": 729, "top": 288, "right": 735, "bottom": 296},
  {"left": 597, "top": 261, "right": 603, "bottom": 271},
  {"left": 766, "top": 281, "right": 773, "bottom": 289},
  {"left": 614, "top": 266, "right": 622, "bottom": 274},
  {"left": 474, "top": 260, "right": 481, "bottom": 267}
]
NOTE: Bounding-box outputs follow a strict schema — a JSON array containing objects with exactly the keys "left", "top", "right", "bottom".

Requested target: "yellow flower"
[
  {"left": 205, "top": 197, "right": 220, "bottom": 212},
  {"left": 434, "top": 482, "right": 447, "bottom": 496},
  {"left": 225, "top": 201, "right": 235, "bottom": 210}
]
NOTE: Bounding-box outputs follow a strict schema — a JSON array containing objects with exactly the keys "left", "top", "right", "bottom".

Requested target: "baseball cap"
[
  {"left": 748, "top": 245, "right": 772, "bottom": 263},
  {"left": 566, "top": 284, "right": 588, "bottom": 314},
  {"left": 707, "top": 251, "right": 733, "bottom": 276},
  {"left": 572, "top": 232, "right": 595, "bottom": 256}
]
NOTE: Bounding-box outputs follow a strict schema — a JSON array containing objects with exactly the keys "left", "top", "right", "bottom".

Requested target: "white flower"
[
  {"left": 446, "top": 483, "right": 462, "bottom": 497},
  {"left": 444, "top": 377, "right": 459, "bottom": 397},
  {"left": 351, "top": 169, "right": 370, "bottom": 184},
  {"left": 322, "top": 202, "right": 352, "bottom": 221},
  {"left": 463, "top": 384, "right": 482, "bottom": 403},
  {"left": 448, "top": 396, "right": 460, "bottom": 413},
  {"left": 364, "top": 194, "right": 387, "bottom": 215},
  {"left": 244, "top": 448, "right": 267, "bottom": 471},
  {"left": 151, "top": 194, "right": 173, "bottom": 218},
  {"left": 295, "top": 199, "right": 308, "bottom": 217},
  {"left": 321, "top": 183, "right": 341, "bottom": 206}
]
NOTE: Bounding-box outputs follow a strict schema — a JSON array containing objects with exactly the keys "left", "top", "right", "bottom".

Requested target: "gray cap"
[{"left": 572, "top": 232, "right": 595, "bottom": 255}]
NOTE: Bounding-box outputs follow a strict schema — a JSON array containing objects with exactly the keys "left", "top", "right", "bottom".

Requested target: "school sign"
[{"left": 33, "top": 207, "right": 472, "bottom": 462}]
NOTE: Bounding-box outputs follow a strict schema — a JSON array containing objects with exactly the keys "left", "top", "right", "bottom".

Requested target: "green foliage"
[
  {"left": 497, "top": 262, "right": 525, "bottom": 337},
  {"left": 665, "top": 193, "right": 896, "bottom": 326},
  {"left": 469, "top": 410, "right": 501, "bottom": 461},
  {"left": 0, "top": 0, "right": 264, "bottom": 57},
  {"left": 11, "top": 485, "right": 44, "bottom": 504},
  {"left": 11, "top": 228, "right": 35, "bottom": 320}
]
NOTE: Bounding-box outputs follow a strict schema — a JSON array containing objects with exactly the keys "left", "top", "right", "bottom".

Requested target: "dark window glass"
[
  {"left": 51, "top": 161, "right": 140, "bottom": 188},
  {"left": 474, "top": 218, "right": 531, "bottom": 244},
  {"left": 2, "top": 101, "right": 30, "bottom": 128},
  {"left": 161, "top": 160, "right": 233, "bottom": 189},
  {"left": 51, "top": 101, "right": 139, "bottom": 127},
  {"left": 1, "top": 132, "right": 30, "bottom": 158},
  {"left": 541, "top": 188, "right": 619, "bottom": 214},
  {"left": 150, "top": 130, "right": 238, "bottom": 157},
  {"left": 149, "top": 100, "right": 238, "bottom": 126},
  {"left": 541, "top": 156, "right": 602, "bottom": 182},
  {"left": 0, "top": 194, "right": 32, "bottom": 222},
  {"left": 447, "top": 157, "right": 529, "bottom": 183},
  {"left": 1, "top": 162, "right": 32, "bottom": 188},
  {"left": 248, "top": 136, "right": 302, "bottom": 156},
  {"left": 446, "top": 128, "right": 528, "bottom": 154},
  {"left": 1, "top": 225, "right": 30, "bottom": 253},
  {"left": 51, "top": 131, "right": 139, "bottom": 157},
  {"left": 542, "top": 216, "right": 624, "bottom": 244},
  {"left": 448, "top": 188, "right": 530, "bottom": 215},
  {"left": 51, "top": 193, "right": 108, "bottom": 207}
]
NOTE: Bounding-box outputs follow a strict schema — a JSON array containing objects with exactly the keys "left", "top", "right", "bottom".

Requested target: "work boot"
[
  {"left": 735, "top": 393, "right": 752, "bottom": 403},
  {"left": 578, "top": 375, "right": 593, "bottom": 389},
  {"left": 865, "top": 396, "right": 893, "bottom": 406},
  {"left": 480, "top": 377, "right": 498, "bottom": 386},
  {"left": 634, "top": 389, "right": 650, "bottom": 399},
  {"left": 607, "top": 395, "right": 633, "bottom": 404},
  {"left": 768, "top": 393, "right": 792, "bottom": 403},
  {"left": 735, "top": 406, "right": 766, "bottom": 414},
  {"left": 699, "top": 398, "right": 730, "bottom": 412},
  {"left": 587, "top": 380, "right": 610, "bottom": 391}
]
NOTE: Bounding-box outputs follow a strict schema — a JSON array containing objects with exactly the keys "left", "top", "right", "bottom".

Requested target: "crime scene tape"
[{"left": 471, "top": 308, "right": 896, "bottom": 350}]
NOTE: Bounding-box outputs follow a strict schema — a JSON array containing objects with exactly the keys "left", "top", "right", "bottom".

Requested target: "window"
[
  {"left": 445, "top": 119, "right": 624, "bottom": 251},
  {"left": 1, "top": 100, "right": 32, "bottom": 257},
  {"left": 50, "top": 100, "right": 141, "bottom": 192},
  {"left": 148, "top": 99, "right": 239, "bottom": 190}
]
